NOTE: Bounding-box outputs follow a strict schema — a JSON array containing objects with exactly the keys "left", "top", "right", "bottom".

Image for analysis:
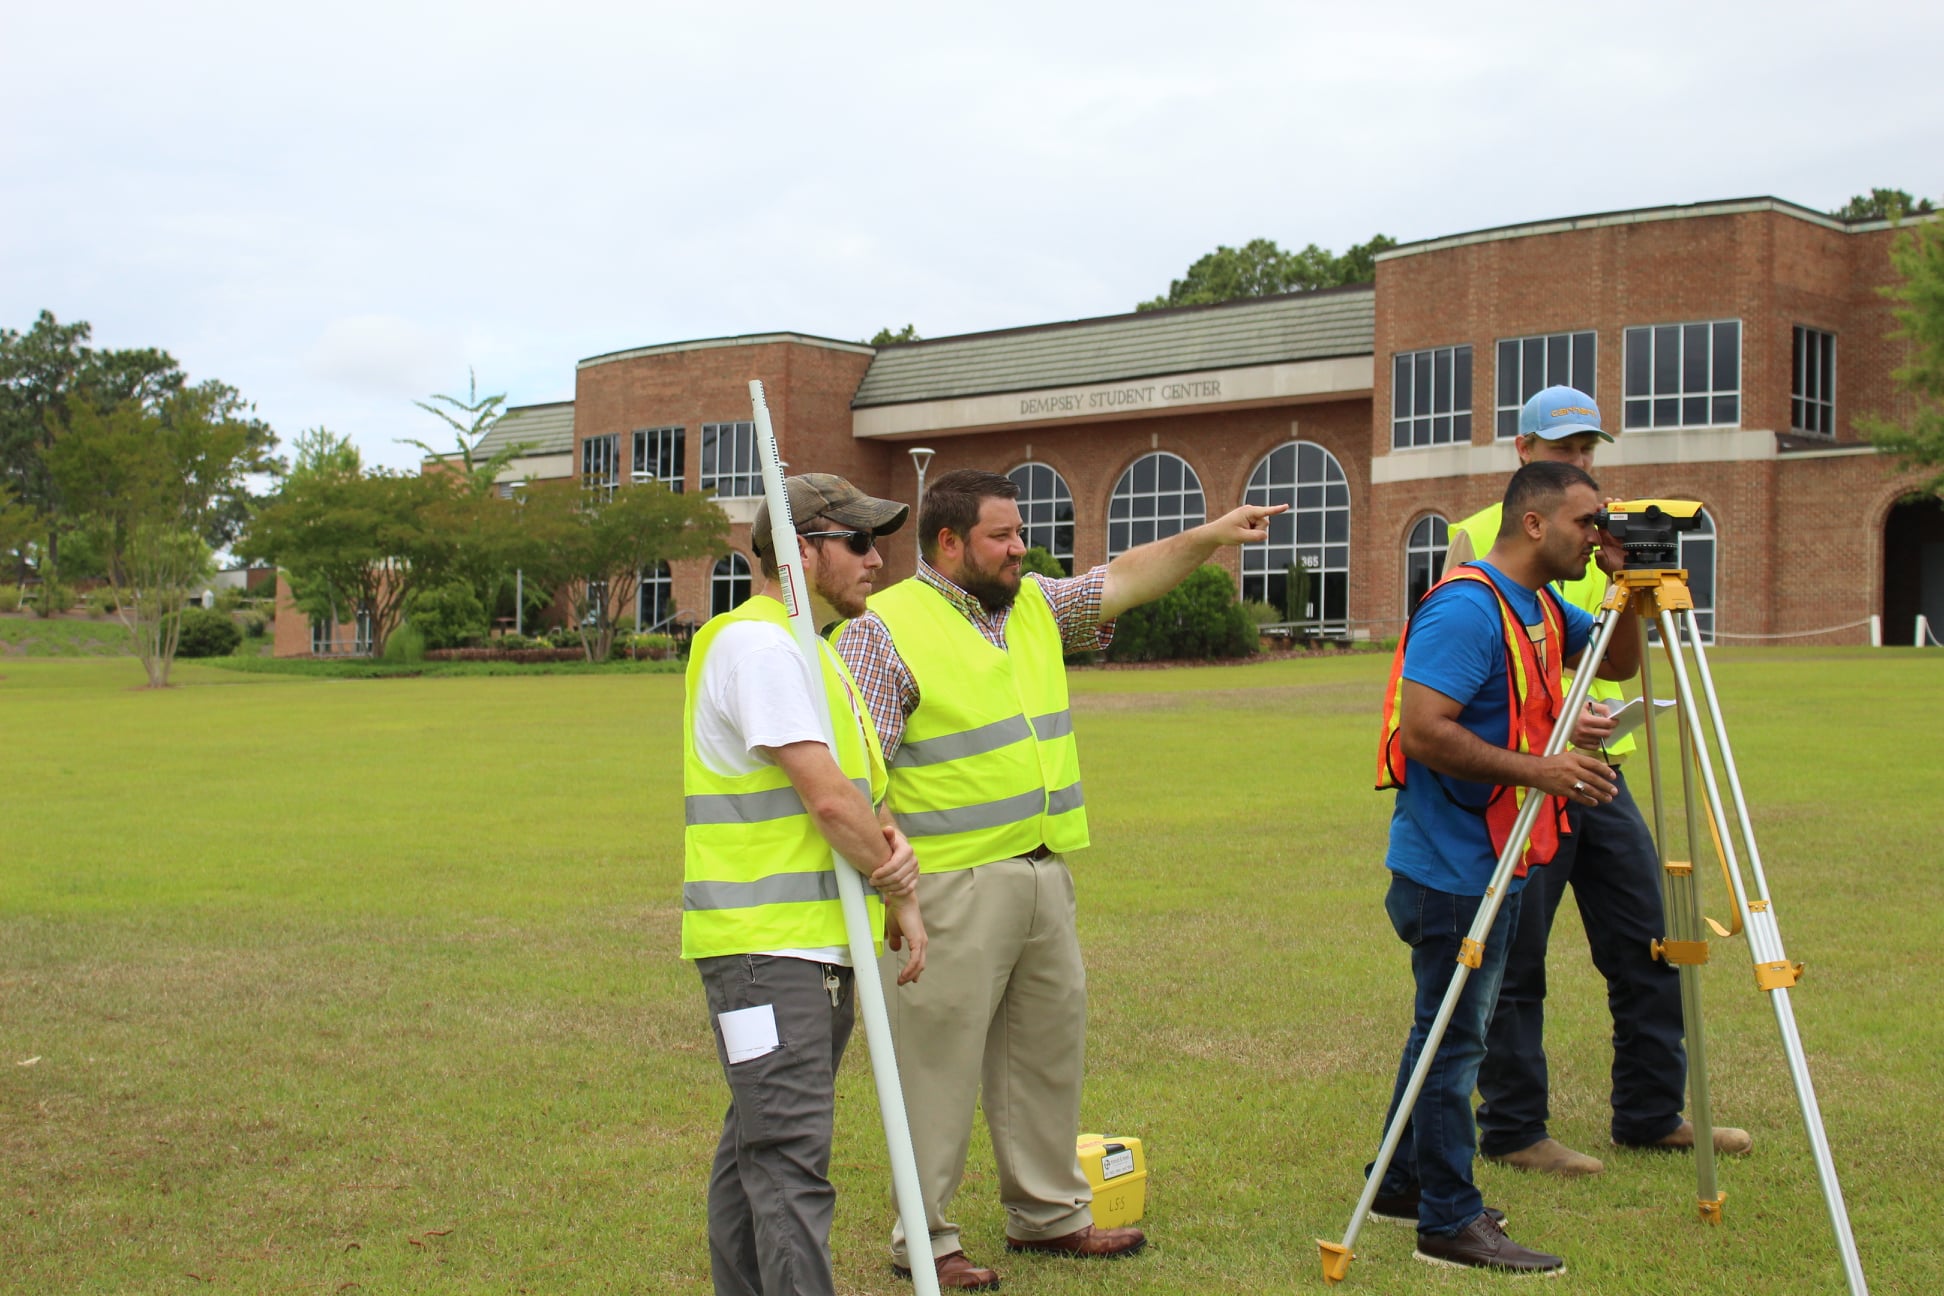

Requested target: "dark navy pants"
[
  {"left": 1475, "top": 768, "right": 1688, "bottom": 1153},
  {"left": 1372, "top": 874, "right": 1521, "bottom": 1235}
]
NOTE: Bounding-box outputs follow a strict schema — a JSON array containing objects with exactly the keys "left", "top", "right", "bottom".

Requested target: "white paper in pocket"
[{"left": 718, "top": 1003, "right": 780, "bottom": 1064}]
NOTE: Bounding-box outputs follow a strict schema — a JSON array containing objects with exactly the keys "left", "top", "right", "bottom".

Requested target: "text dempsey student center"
[{"left": 284, "top": 195, "right": 1944, "bottom": 656}]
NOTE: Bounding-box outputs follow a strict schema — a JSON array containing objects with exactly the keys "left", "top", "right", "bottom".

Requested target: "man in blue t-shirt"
[{"left": 1366, "top": 460, "right": 1640, "bottom": 1276}]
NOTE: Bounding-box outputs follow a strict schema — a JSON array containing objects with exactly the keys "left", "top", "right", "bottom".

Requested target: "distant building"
[{"left": 363, "top": 194, "right": 1939, "bottom": 659}]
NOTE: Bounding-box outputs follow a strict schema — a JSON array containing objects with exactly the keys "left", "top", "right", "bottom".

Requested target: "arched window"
[
  {"left": 1242, "top": 441, "right": 1350, "bottom": 628},
  {"left": 1007, "top": 462, "right": 1075, "bottom": 574},
  {"left": 712, "top": 551, "right": 752, "bottom": 616},
  {"left": 1405, "top": 515, "right": 1450, "bottom": 613},
  {"left": 1108, "top": 452, "right": 1204, "bottom": 559},
  {"left": 638, "top": 561, "right": 674, "bottom": 631}
]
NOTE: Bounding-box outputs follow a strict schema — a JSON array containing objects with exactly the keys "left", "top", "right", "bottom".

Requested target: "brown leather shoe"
[
  {"left": 1005, "top": 1223, "right": 1146, "bottom": 1258},
  {"left": 1622, "top": 1119, "right": 1753, "bottom": 1155},
  {"left": 1415, "top": 1212, "right": 1564, "bottom": 1275},
  {"left": 891, "top": 1250, "right": 1000, "bottom": 1291},
  {"left": 1482, "top": 1137, "right": 1605, "bottom": 1177}
]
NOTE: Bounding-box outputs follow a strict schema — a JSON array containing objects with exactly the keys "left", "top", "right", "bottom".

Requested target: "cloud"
[{"left": 303, "top": 314, "right": 466, "bottom": 400}]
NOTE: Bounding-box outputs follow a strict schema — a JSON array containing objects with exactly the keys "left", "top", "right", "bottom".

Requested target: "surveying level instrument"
[{"left": 1320, "top": 501, "right": 1870, "bottom": 1293}]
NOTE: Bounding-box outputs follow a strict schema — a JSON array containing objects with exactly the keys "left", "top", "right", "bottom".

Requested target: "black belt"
[{"left": 1023, "top": 844, "right": 1054, "bottom": 861}]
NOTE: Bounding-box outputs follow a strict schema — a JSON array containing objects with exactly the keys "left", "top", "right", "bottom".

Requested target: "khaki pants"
[{"left": 881, "top": 853, "right": 1093, "bottom": 1265}]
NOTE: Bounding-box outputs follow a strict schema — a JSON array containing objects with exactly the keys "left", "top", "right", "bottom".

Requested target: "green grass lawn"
[
  {"left": 0, "top": 613, "right": 137, "bottom": 656},
  {"left": 2, "top": 650, "right": 1939, "bottom": 1294}
]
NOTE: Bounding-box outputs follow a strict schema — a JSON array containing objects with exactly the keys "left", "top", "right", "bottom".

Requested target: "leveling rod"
[{"left": 748, "top": 380, "right": 940, "bottom": 1296}]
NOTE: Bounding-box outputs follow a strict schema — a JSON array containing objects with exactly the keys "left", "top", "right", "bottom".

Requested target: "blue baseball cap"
[{"left": 1519, "top": 385, "right": 1613, "bottom": 442}]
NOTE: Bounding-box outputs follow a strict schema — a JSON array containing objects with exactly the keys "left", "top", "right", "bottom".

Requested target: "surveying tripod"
[{"left": 1320, "top": 502, "right": 1870, "bottom": 1293}]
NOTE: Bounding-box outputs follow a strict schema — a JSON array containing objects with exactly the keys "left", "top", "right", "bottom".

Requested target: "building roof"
[
  {"left": 1376, "top": 195, "right": 1935, "bottom": 263},
  {"left": 577, "top": 331, "right": 875, "bottom": 371},
  {"left": 851, "top": 287, "right": 1376, "bottom": 409},
  {"left": 476, "top": 400, "right": 575, "bottom": 459}
]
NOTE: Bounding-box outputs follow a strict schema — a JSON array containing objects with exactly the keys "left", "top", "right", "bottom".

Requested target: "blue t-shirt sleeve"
[{"left": 1402, "top": 583, "right": 1502, "bottom": 706}]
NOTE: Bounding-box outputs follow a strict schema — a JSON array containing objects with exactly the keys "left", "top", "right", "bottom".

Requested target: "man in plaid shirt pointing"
[{"left": 838, "top": 467, "right": 1281, "bottom": 1291}]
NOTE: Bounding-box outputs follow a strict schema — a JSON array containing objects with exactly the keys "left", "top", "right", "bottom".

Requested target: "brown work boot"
[
  {"left": 1621, "top": 1119, "right": 1753, "bottom": 1155},
  {"left": 1415, "top": 1212, "right": 1565, "bottom": 1275},
  {"left": 1005, "top": 1223, "right": 1146, "bottom": 1258},
  {"left": 1482, "top": 1137, "right": 1604, "bottom": 1177},
  {"left": 892, "top": 1250, "right": 1000, "bottom": 1291}
]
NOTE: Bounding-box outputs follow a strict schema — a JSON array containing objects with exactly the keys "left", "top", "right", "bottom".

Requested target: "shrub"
[
  {"left": 1105, "top": 565, "right": 1257, "bottom": 663},
  {"left": 176, "top": 606, "right": 243, "bottom": 658},
  {"left": 382, "top": 621, "right": 427, "bottom": 663},
  {"left": 1240, "top": 600, "right": 1282, "bottom": 628},
  {"left": 408, "top": 582, "right": 488, "bottom": 651},
  {"left": 1021, "top": 546, "right": 1067, "bottom": 579},
  {"left": 633, "top": 632, "right": 678, "bottom": 660},
  {"left": 0, "top": 585, "right": 22, "bottom": 613},
  {"left": 213, "top": 585, "right": 247, "bottom": 614},
  {"left": 239, "top": 609, "right": 269, "bottom": 638},
  {"left": 32, "top": 582, "right": 72, "bottom": 617},
  {"left": 86, "top": 586, "right": 120, "bottom": 616}
]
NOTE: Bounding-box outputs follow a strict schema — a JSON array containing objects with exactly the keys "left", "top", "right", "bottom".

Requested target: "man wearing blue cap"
[{"left": 1438, "top": 386, "right": 1751, "bottom": 1177}]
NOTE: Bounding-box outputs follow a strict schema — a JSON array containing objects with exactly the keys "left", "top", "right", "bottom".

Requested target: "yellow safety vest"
[
  {"left": 681, "top": 596, "right": 889, "bottom": 960},
  {"left": 1447, "top": 503, "right": 1634, "bottom": 760},
  {"left": 852, "top": 577, "right": 1088, "bottom": 873}
]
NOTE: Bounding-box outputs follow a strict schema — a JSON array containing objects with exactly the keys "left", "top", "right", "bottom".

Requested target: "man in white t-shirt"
[{"left": 683, "top": 473, "right": 928, "bottom": 1296}]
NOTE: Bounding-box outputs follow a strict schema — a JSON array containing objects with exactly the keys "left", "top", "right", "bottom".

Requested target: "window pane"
[
  {"left": 1523, "top": 337, "right": 1544, "bottom": 397},
  {"left": 1625, "top": 328, "right": 1651, "bottom": 397},
  {"left": 1414, "top": 353, "right": 1433, "bottom": 416},
  {"left": 1498, "top": 409, "right": 1519, "bottom": 439},
  {"left": 1572, "top": 333, "right": 1595, "bottom": 394},
  {"left": 1546, "top": 334, "right": 1568, "bottom": 384},
  {"left": 1713, "top": 322, "right": 1739, "bottom": 392},
  {"left": 1453, "top": 346, "right": 1472, "bottom": 412},
  {"left": 1497, "top": 340, "right": 1518, "bottom": 406},
  {"left": 1683, "top": 323, "right": 1710, "bottom": 392},
  {"left": 1625, "top": 398, "right": 1650, "bottom": 429},
  {"left": 1394, "top": 355, "right": 1412, "bottom": 417},
  {"left": 1684, "top": 396, "right": 1708, "bottom": 426},
  {"left": 1713, "top": 395, "right": 1738, "bottom": 425},
  {"left": 1654, "top": 326, "right": 1681, "bottom": 394}
]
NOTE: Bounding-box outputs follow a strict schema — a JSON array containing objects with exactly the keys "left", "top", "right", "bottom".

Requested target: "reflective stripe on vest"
[
  {"left": 1452, "top": 503, "right": 1632, "bottom": 758},
  {"left": 853, "top": 576, "right": 1088, "bottom": 872},
  {"left": 681, "top": 596, "right": 889, "bottom": 959},
  {"left": 1375, "top": 564, "right": 1569, "bottom": 875}
]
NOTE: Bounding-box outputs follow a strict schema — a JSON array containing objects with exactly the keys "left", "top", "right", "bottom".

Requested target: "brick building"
[{"left": 286, "top": 195, "right": 1941, "bottom": 656}]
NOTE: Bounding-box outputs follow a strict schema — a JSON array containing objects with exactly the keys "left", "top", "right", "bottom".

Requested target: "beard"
[
  {"left": 957, "top": 547, "right": 1022, "bottom": 613},
  {"left": 812, "top": 568, "right": 870, "bottom": 620}
]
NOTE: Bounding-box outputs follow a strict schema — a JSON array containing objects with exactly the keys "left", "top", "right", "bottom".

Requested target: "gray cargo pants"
[{"left": 697, "top": 953, "right": 856, "bottom": 1296}]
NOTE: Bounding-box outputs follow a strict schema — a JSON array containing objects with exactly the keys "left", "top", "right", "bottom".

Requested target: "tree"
[
  {"left": 400, "top": 370, "right": 530, "bottom": 496},
  {"left": 0, "top": 483, "right": 38, "bottom": 581},
  {"left": 1861, "top": 207, "right": 1944, "bottom": 495},
  {"left": 0, "top": 311, "right": 186, "bottom": 579},
  {"left": 1137, "top": 234, "right": 1397, "bottom": 311},
  {"left": 1832, "top": 189, "right": 1935, "bottom": 223},
  {"left": 518, "top": 479, "right": 728, "bottom": 661},
  {"left": 287, "top": 426, "right": 363, "bottom": 479},
  {"left": 868, "top": 324, "right": 922, "bottom": 345},
  {"left": 46, "top": 383, "right": 272, "bottom": 687},
  {"left": 240, "top": 469, "right": 458, "bottom": 656}
]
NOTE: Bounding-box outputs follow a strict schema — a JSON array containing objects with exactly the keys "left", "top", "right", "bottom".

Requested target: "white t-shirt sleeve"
[{"left": 695, "top": 621, "right": 832, "bottom": 776}]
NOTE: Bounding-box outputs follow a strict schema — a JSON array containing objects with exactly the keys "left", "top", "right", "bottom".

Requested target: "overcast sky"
[{"left": 4, "top": 2, "right": 1940, "bottom": 471}]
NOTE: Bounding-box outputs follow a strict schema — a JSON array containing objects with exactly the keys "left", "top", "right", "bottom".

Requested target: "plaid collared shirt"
[{"left": 836, "top": 558, "right": 1115, "bottom": 758}]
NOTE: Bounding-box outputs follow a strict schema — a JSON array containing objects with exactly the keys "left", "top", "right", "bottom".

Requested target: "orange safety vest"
[{"left": 1376, "top": 564, "right": 1570, "bottom": 876}]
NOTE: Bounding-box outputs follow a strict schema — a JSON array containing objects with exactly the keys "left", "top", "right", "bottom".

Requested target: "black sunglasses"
[{"left": 799, "top": 528, "right": 878, "bottom": 556}]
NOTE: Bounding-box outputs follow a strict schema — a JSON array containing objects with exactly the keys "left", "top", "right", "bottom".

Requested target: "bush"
[
  {"left": 1105, "top": 565, "right": 1257, "bottom": 663},
  {"left": 32, "top": 582, "right": 72, "bottom": 617},
  {"left": 176, "top": 606, "right": 243, "bottom": 658},
  {"left": 239, "top": 609, "right": 269, "bottom": 638},
  {"left": 1240, "top": 600, "right": 1282, "bottom": 628},
  {"left": 86, "top": 586, "right": 120, "bottom": 616},
  {"left": 381, "top": 620, "right": 426, "bottom": 663},
  {"left": 633, "top": 632, "right": 678, "bottom": 660},
  {"left": 408, "top": 582, "right": 488, "bottom": 651},
  {"left": 213, "top": 585, "right": 246, "bottom": 614},
  {"left": 0, "top": 585, "right": 22, "bottom": 613},
  {"left": 1021, "top": 546, "right": 1067, "bottom": 579}
]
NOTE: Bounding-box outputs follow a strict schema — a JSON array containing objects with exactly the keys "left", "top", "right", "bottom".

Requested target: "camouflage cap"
[{"left": 751, "top": 473, "right": 910, "bottom": 557}]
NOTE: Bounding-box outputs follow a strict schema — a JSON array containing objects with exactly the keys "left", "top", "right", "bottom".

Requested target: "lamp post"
[{"left": 908, "top": 445, "right": 936, "bottom": 501}]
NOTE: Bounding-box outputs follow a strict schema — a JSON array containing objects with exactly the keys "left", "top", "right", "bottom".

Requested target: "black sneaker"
[
  {"left": 1370, "top": 1187, "right": 1507, "bottom": 1229},
  {"left": 1415, "top": 1212, "right": 1563, "bottom": 1275}
]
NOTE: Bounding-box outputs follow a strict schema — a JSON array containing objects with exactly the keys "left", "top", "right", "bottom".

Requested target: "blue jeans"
[
  {"left": 1371, "top": 873, "right": 1522, "bottom": 1235},
  {"left": 1476, "top": 769, "right": 1687, "bottom": 1152}
]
